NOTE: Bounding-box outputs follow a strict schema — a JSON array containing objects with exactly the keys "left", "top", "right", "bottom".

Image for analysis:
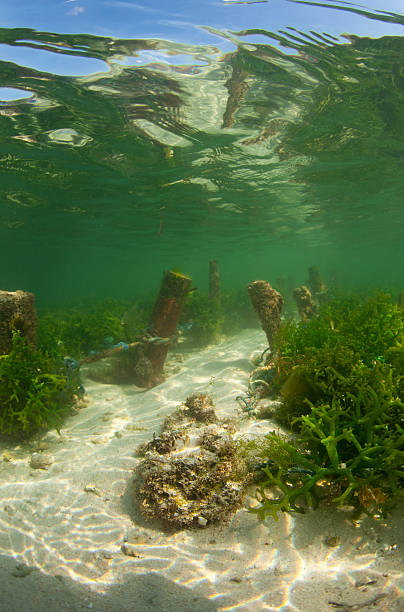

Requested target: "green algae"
[
  {"left": 252, "top": 292, "right": 404, "bottom": 520},
  {"left": 0, "top": 331, "right": 79, "bottom": 439}
]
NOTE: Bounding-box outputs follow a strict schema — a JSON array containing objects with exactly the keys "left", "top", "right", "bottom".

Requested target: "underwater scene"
[{"left": 0, "top": 0, "right": 404, "bottom": 610}]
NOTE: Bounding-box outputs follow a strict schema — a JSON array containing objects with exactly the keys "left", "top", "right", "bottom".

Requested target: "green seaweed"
[
  {"left": 253, "top": 385, "right": 404, "bottom": 519},
  {"left": 0, "top": 332, "right": 78, "bottom": 439},
  {"left": 37, "top": 299, "right": 132, "bottom": 359},
  {"left": 252, "top": 292, "right": 404, "bottom": 520},
  {"left": 182, "top": 293, "right": 223, "bottom": 347}
]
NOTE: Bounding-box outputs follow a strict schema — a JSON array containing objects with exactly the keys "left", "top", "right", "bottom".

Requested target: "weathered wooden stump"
[
  {"left": 247, "top": 280, "right": 284, "bottom": 350},
  {"left": 0, "top": 290, "right": 37, "bottom": 354},
  {"left": 144, "top": 270, "right": 192, "bottom": 386}
]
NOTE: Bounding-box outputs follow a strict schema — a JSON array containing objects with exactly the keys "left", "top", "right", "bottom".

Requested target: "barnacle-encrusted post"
[
  {"left": 293, "top": 285, "right": 317, "bottom": 321},
  {"left": 145, "top": 270, "right": 192, "bottom": 385},
  {"left": 0, "top": 290, "right": 37, "bottom": 354},
  {"left": 247, "top": 280, "right": 284, "bottom": 350},
  {"left": 307, "top": 266, "right": 325, "bottom": 297}
]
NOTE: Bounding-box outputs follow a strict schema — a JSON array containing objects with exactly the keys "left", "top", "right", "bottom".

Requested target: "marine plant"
[
  {"left": 37, "top": 298, "right": 133, "bottom": 359},
  {"left": 0, "top": 331, "right": 79, "bottom": 438},
  {"left": 252, "top": 381, "right": 404, "bottom": 519},
  {"left": 272, "top": 292, "right": 404, "bottom": 390},
  {"left": 251, "top": 291, "right": 404, "bottom": 520},
  {"left": 181, "top": 292, "right": 223, "bottom": 347}
]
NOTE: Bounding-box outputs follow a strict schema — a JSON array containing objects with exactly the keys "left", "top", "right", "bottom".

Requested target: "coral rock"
[{"left": 134, "top": 395, "right": 249, "bottom": 529}]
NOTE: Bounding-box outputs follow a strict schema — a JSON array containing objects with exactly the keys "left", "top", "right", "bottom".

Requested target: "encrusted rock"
[
  {"left": 163, "top": 393, "right": 217, "bottom": 430},
  {"left": 29, "top": 452, "right": 54, "bottom": 470},
  {"left": 134, "top": 395, "right": 250, "bottom": 529},
  {"left": 137, "top": 430, "right": 182, "bottom": 456},
  {"left": 135, "top": 449, "right": 247, "bottom": 529},
  {"left": 199, "top": 425, "right": 235, "bottom": 457}
]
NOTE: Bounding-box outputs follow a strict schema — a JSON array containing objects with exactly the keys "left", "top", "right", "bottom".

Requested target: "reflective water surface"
[{"left": 1, "top": 1, "right": 404, "bottom": 302}]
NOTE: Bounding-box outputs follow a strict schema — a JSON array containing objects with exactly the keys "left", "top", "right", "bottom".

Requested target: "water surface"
[{"left": 1, "top": 0, "right": 404, "bottom": 303}]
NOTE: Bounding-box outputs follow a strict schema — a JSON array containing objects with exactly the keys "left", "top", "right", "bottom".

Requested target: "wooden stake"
[{"left": 145, "top": 270, "right": 192, "bottom": 385}]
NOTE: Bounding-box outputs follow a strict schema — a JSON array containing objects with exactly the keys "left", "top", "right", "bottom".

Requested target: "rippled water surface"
[{"left": 1, "top": 0, "right": 404, "bottom": 302}]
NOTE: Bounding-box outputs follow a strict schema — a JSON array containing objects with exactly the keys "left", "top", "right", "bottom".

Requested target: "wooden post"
[
  {"left": 293, "top": 285, "right": 317, "bottom": 321},
  {"left": 145, "top": 270, "right": 192, "bottom": 385},
  {"left": 0, "top": 290, "right": 37, "bottom": 354},
  {"left": 307, "top": 266, "right": 325, "bottom": 294},
  {"left": 247, "top": 280, "right": 284, "bottom": 350},
  {"left": 209, "top": 260, "right": 221, "bottom": 308}
]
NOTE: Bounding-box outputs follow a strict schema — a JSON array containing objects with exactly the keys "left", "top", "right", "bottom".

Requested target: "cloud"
[{"left": 67, "top": 6, "right": 85, "bottom": 16}]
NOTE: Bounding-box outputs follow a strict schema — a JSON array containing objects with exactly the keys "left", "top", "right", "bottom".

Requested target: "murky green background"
[{"left": 1, "top": 2, "right": 404, "bottom": 306}]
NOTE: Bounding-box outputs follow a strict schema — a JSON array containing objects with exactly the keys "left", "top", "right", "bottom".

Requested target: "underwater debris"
[
  {"left": 247, "top": 280, "right": 284, "bottom": 350},
  {"left": 293, "top": 285, "right": 317, "bottom": 321},
  {"left": 0, "top": 289, "right": 37, "bottom": 354},
  {"left": 134, "top": 394, "right": 250, "bottom": 529}
]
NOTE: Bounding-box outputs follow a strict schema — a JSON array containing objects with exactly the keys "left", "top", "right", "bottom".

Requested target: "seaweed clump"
[
  {"left": 0, "top": 332, "right": 81, "bottom": 439},
  {"left": 251, "top": 292, "right": 404, "bottom": 520},
  {"left": 134, "top": 393, "right": 250, "bottom": 529},
  {"left": 37, "top": 299, "right": 135, "bottom": 359}
]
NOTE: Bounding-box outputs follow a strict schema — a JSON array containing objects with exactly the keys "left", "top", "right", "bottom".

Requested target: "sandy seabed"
[{"left": 0, "top": 329, "right": 403, "bottom": 612}]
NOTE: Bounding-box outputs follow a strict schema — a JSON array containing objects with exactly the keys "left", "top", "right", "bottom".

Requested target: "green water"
[{"left": 1, "top": 3, "right": 404, "bottom": 306}]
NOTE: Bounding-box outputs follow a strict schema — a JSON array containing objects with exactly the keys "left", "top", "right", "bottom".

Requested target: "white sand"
[{"left": 0, "top": 329, "right": 403, "bottom": 611}]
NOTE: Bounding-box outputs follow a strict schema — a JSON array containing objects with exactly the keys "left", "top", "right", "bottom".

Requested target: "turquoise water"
[{"left": 1, "top": 1, "right": 404, "bottom": 305}]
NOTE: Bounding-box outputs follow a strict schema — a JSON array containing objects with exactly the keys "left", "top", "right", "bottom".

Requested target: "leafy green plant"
[
  {"left": 37, "top": 299, "right": 132, "bottom": 359},
  {"left": 251, "top": 291, "right": 404, "bottom": 520},
  {"left": 0, "top": 332, "right": 77, "bottom": 438},
  {"left": 182, "top": 293, "right": 223, "bottom": 347},
  {"left": 253, "top": 382, "right": 404, "bottom": 520},
  {"left": 274, "top": 292, "right": 403, "bottom": 371}
]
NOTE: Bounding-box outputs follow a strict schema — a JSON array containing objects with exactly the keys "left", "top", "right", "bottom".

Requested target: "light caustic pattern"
[{"left": 0, "top": 330, "right": 403, "bottom": 610}]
